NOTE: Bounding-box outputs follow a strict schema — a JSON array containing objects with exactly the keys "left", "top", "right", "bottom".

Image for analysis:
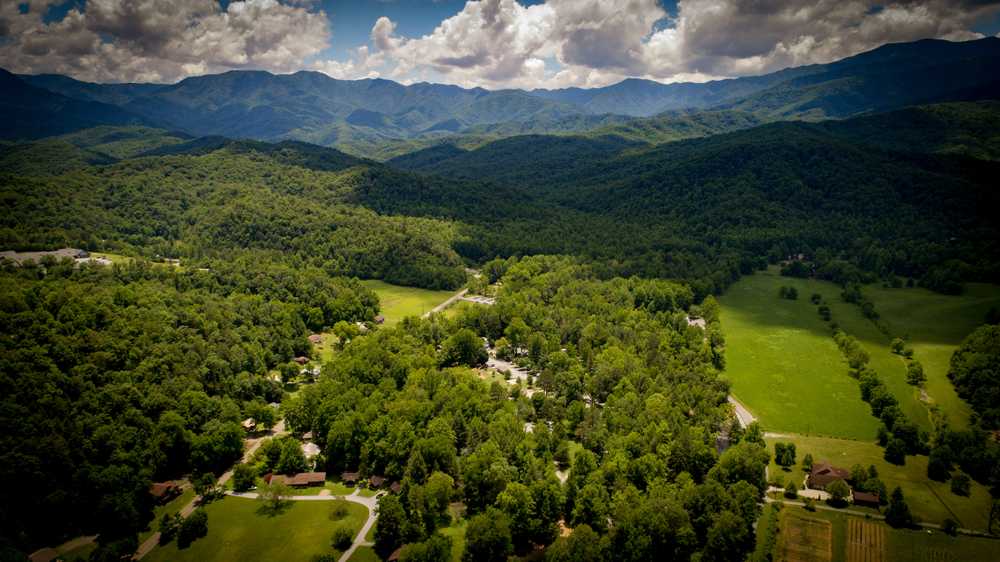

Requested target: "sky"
[{"left": 1, "top": 0, "right": 999, "bottom": 89}]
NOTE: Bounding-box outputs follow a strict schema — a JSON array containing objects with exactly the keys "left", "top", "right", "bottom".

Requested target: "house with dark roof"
[
  {"left": 149, "top": 481, "right": 181, "bottom": 504},
  {"left": 369, "top": 475, "right": 386, "bottom": 488},
  {"left": 807, "top": 461, "right": 850, "bottom": 490},
  {"left": 265, "top": 471, "right": 326, "bottom": 488},
  {"left": 390, "top": 481, "right": 402, "bottom": 494},
  {"left": 852, "top": 490, "right": 880, "bottom": 509},
  {"left": 341, "top": 471, "right": 360, "bottom": 485}
]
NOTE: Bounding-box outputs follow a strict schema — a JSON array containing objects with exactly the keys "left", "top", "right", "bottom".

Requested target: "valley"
[{"left": 2, "top": 28, "right": 1000, "bottom": 562}]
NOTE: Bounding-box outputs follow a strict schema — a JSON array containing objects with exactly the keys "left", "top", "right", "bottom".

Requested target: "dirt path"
[
  {"left": 423, "top": 288, "right": 468, "bottom": 318},
  {"left": 134, "top": 420, "right": 287, "bottom": 560}
]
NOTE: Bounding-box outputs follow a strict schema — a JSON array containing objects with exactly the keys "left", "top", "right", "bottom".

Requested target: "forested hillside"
[
  {"left": 388, "top": 102, "right": 1000, "bottom": 292},
  {"left": 0, "top": 260, "right": 377, "bottom": 551},
  {"left": 285, "top": 255, "right": 767, "bottom": 561},
  {"left": 0, "top": 138, "right": 474, "bottom": 289},
  {"left": 7, "top": 38, "right": 999, "bottom": 150}
]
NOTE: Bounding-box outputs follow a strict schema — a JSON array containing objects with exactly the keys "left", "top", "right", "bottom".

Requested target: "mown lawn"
[
  {"left": 775, "top": 505, "right": 1000, "bottom": 562},
  {"left": 360, "top": 280, "right": 459, "bottom": 326},
  {"left": 719, "top": 269, "right": 880, "bottom": 439},
  {"left": 433, "top": 503, "right": 468, "bottom": 562},
  {"left": 146, "top": 496, "right": 367, "bottom": 562},
  {"left": 348, "top": 546, "right": 379, "bottom": 562},
  {"left": 864, "top": 283, "right": 1000, "bottom": 429},
  {"left": 765, "top": 434, "right": 993, "bottom": 531}
]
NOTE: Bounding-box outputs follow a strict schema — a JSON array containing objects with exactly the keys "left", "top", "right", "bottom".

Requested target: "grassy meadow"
[
  {"left": 359, "top": 280, "right": 459, "bottom": 326},
  {"left": 719, "top": 269, "right": 880, "bottom": 439},
  {"left": 864, "top": 283, "right": 1000, "bottom": 429},
  {"left": 146, "top": 496, "right": 367, "bottom": 562},
  {"left": 765, "top": 435, "right": 993, "bottom": 531}
]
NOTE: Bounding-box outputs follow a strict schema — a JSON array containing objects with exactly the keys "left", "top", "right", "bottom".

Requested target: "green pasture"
[
  {"left": 765, "top": 434, "right": 993, "bottom": 531},
  {"left": 864, "top": 283, "right": 1000, "bottom": 429},
  {"left": 360, "top": 280, "right": 459, "bottom": 326},
  {"left": 146, "top": 496, "right": 367, "bottom": 562},
  {"left": 719, "top": 270, "right": 880, "bottom": 439}
]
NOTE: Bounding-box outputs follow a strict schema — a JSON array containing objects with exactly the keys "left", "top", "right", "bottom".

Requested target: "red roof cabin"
[{"left": 807, "top": 461, "right": 850, "bottom": 490}]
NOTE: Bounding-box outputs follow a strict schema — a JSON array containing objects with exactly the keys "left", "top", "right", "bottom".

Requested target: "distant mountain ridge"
[{"left": 4, "top": 37, "right": 1000, "bottom": 146}]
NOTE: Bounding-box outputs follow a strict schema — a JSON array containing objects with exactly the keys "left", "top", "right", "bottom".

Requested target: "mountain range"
[{"left": 3, "top": 37, "right": 999, "bottom": 153}]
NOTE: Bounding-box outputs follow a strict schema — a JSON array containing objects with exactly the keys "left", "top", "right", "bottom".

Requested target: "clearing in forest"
[
  {"left": 360, "top": 280, "right": 461, "bottom": 325},
  {"left": 863, "top": 283, "right": 1000, "bottom": 429},
  {"left": 847, "top": 518, "right": 885, "bottom": 562},
  {"left": 719, "top": 269, "right": 880, "bottom": 439},
  {"left": 764, "top": 434, "right": 993, "bottom": 532},
  {"left": 145, "top": 496, "right": 368, "bottom": 562},
  {"left": 779, "top": 512, "right": 833, "bottom": 562}
]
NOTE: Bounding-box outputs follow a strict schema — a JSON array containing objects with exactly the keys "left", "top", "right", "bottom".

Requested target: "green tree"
[
  {"left": 232, "top": 463, "right": 258, "bottom": 493},
  {"left": 331, "top": 524, "right": 355, "bottom": 551},
  {"left": 802, "top": 453, "right": 813, "bottom": 472},
  {"left": 906, "top": 361, "right": 926, "bottom": 386},
  {"left": 702, "top": 510, "right": 750, "bottom": 562},
  {"left": 784, "top": 480, "right": 798, "bottom": 499},
  {"left": 332, "top": 320, "right": 360, "bottom": 349},
  {"left": 885, "top": 487, "right": 914, "bottom": 528},
  {"left": 495, "top": 482, "right": 537, "bottom": 551},
  {"left": 884, "top": 438, "right": 906, "bottom": 465},
  {"left": 374, "top": 494, "right": 408, "bottom": 559},
  {"left": 890, "top": 338, "right": 905, "bottom": 354},
  {"left": 544, "top": 524, "right": 604, "bottom": 562},
  {"left": 258, "top": 481, "right": 291, "bottom": 515},
  {"left": 399, "top": 534, "right": 453, "bottom": 562},
  {"left": 276, "top": 438, "right": 307, "bottom": 474},
  {"left": 826, "top": 480, "right": 850, "bottom": 506},
  {"left": 177, "top": 509, "right": 208, "bottom": 549},
  {"left": 440, "top": 328, "right": 488, "bottom": 367},
  {"left": 463, "top": 507, "right": 512, "bottom": 562},
  {"left": 950, "top": 474, "right": 971, "bottom": 497}
]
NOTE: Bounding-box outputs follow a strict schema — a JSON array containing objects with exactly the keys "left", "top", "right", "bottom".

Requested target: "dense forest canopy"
[
  {"left": 0, "top": 259, "right": 376, "bottom": 550},
  {"left": 283, "top": 256, "right": 766, "bottom": 561}
]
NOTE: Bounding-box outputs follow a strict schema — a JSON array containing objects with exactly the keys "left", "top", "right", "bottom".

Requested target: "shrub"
[
  {"left": 826, "top": 480, "right": 850, "bottom": 506},
  {"left": 177, "top": 509, "right": 209, "bottom": 549},
  {"left": 329, "top": 499, "right": 350, "bottom": 520},
  {"left": 332, "top": 525, "right": 355, "bottom": 551},
  {"left": 784, "top": 480, "right": 798, "bottom": 499},
  {"left": 950, "top": 474, "right": 971, "bottom": 497}
]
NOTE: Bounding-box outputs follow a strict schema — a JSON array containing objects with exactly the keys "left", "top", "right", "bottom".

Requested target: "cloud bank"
[{"left": 1, "top": 0, "right": 998, "bottom": 87}]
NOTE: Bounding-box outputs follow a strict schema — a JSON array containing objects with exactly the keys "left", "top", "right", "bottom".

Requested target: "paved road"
[
  {"left": 728, "top": 395, "right": 756, "bottom": 428},
  {"left": 134, "top": 421, "right": 288, "bottom": 560},
  {"left": 224, "top": 488, "right": 383, "bottom": 562},
  {"left": 423, "top": 289, "right": 468, "bottom": 318}
]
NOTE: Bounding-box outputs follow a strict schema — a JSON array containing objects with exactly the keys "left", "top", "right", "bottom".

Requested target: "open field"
[
  {"left": 719, "top": 269, "right": 880, "bottom": 439},
  {"left": 863, "top": 283, "right": 1000, "bottom": 429},
  {"left": 779, "top": 510, "right": 833, "bottom": 562},
  {"left": 145, "top": 496, "right": 367, "bottom": 562},
  {"left": 776, "top": 506, "right": 1000, "bottom": 562},
  {"left": 847, "top": 518, "right": 885, "bottom": 562},
  {"left": 348, "top": 546, "right": 379, "bottom": 562},
  {"left": 312, "top": 332, "right": 339, "bottom": 364},
  {"left": 359, "top": 280, "right": 460, "bottom": 326},
  {"left": 765, "top": 435, "right": 993, "bottom": 531}
]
